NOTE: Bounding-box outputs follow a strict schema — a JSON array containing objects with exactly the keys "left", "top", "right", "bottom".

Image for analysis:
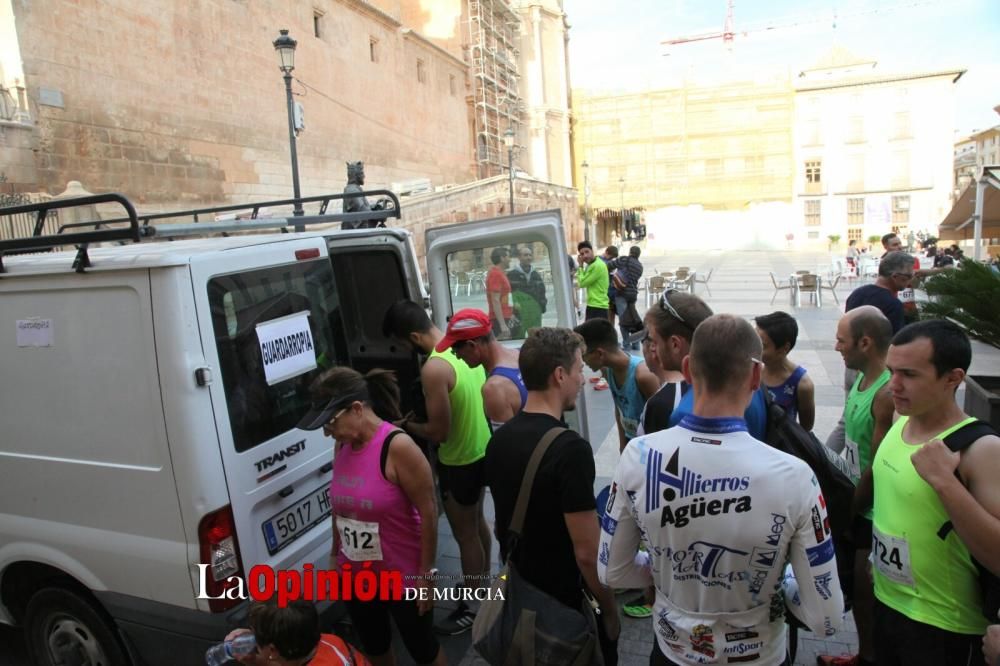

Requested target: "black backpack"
[
  {"left": 941, "top": 419, "right": 1000, "bottom": 621},
  {"left": 761, "top": 390, "right": 856, "bottom": 607}
]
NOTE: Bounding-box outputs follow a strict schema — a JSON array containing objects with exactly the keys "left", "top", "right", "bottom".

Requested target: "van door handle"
[
  {"left": 278, "top": 486, "right": 294, "bottom": 498},
  {"left": 320, "top": 462, "right": 333, "bottom": 474}
]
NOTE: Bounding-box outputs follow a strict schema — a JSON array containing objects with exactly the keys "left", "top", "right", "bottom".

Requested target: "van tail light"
[
  {"left": 198, "top": 505, "right": 244, "bottom": 612},
  {"left": 295, "top": 248, "right": 321, "bottom": 261}
]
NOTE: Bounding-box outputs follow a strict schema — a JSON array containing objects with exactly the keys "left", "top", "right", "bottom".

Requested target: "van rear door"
[
  {"left": 190, "top": 238, "right": 342, "bottom": 580},
  {"left": 424, "top": 210, "right": 589, "bottom": 438}
]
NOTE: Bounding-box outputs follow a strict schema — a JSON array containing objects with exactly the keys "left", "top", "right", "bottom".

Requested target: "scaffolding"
[{"left": 467, "top": 0, "right": 522, "bottom": 178}]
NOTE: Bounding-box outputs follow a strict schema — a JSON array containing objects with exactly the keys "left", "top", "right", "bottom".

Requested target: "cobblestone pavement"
[{"left": 430, "top": 247, "right": 1000, "bottom": 666}]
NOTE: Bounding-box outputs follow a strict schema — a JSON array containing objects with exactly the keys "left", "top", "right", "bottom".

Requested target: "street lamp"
[
  {"left": 619, "top": 176, "right": 625, "bottom": 240},
  {"left": 504, "top": 127, "right": 515, "bottom": 215},
  {"left": 582, "top": 161, "right": 592, "bottom": 243},
  {"left": 273, "top": 29, "right": 304, "bottom": 228}
]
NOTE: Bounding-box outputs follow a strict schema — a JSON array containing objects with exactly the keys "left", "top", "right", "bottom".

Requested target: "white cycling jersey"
[{"left": 598, "top": 414, "right": 843, "bottom": 665}]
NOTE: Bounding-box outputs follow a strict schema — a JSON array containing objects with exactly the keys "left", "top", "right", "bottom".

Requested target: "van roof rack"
[{"left": 0, "top": 190, "right": 401, "bottom": 274}]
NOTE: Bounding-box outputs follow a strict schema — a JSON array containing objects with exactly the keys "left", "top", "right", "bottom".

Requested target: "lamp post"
[
  {"left": 504, "top": 127, "right": 515, "bottom": 215},
  {"left": 619, "top": 176, "right": 625, "bottom": 240},
  {"left": 273, "top": 29, "right": 304, "bottom": 229},
  {"left": 582, "top": 161, "right": 592, "bottom": 243}
]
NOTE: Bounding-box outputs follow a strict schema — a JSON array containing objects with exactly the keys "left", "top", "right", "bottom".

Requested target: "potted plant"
[
  {"left": 920, "top": 260, "right": 1000, "bottom": 428},
  {"left": 827, "top": 234, "right": 841, "bottom": 251}
]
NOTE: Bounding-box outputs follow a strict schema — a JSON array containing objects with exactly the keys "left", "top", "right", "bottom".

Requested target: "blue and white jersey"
[{"left": 598, "top": 414, "right": 843, "bottom": 665}]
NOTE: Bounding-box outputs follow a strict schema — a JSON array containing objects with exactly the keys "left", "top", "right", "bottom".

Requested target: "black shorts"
[
  {"left": 851, "top": 514, "right": 873, "bottom": 551},
  {"left": 873, "top": 599, "right": 980, "bottom": 666},
  {"left": 345, "top": 597, "right": 439, "bottom": 664},
  {"left": 585, "top": 306, "right": 608, "bottom": 321},
  {"left": 437, "top": 458, "right": 485, "bottom": 506}
]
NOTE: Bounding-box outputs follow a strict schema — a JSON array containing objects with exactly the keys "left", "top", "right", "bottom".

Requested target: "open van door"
[{"left": 425, "top": 210, "right": 589, "bottom": 438}]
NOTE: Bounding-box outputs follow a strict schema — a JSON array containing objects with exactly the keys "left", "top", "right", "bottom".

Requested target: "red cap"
[{"left": 435, "top": 308, "right": 493, "bottom": 352}]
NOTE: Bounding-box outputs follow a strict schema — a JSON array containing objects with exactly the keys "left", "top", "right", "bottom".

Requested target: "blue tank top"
[
  {"left": 766, "top": 365, "right": 807, "bottom": 419},
  {"left": 608, "top": 355, "right": 644, "bottom": 439},
  {"left": 489, "top": 366, "right": 528, "bottom": 409}
]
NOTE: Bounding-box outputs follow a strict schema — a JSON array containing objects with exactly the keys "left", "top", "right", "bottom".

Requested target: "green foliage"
[
  {"left": 827, "top": 234, "right": 841, "bottom": 243},
  {"left": 867, "top": 235, "right": 881, "bottom": 245},
  {"left": 920, "top": 260, "right": 1000, "bottom": 349}
]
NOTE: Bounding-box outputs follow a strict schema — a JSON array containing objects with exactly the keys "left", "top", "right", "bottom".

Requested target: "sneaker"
[
  {"left": 622, "top": 602, "right": 653, "bottom": 618},
  {"left": 435, "top": 604, "right": 476, "bottom": 636},
  {"left": 816, "top": 655, "right": 862, "bottom": 666},
  {"left": 593, "top": 379, "right": 609, "bottom": 391}
]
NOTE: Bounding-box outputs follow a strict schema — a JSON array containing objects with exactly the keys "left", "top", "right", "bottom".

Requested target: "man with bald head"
[
  {"left": 600, "top": 315, "right": 843, "bottom": 665},
  {"left": 817, "top": 306, "right": 895, "bottom": 666}
]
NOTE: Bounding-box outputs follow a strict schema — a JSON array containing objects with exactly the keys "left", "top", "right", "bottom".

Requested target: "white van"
[{"left": 0, "top": 193, "right": 584, "bottom": 665}]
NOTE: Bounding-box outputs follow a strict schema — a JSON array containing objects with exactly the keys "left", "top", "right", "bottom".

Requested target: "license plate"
[{"left": 262, "top": 484, "right": 331, "bottom": 555}]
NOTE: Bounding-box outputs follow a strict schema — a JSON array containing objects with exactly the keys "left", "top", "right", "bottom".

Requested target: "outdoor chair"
[
  {"left": 646, "top": 275, "right": 667, "bottom": 307},
  {"left": 821, "top": 273, "right": 842, "bottom": 304},
  {"left": 672, "top": 272, "right": 695, "bottom": 293},
  {"left": 693, "top": 267, "right": 714, "bottom": 296},
  {"left": 453, "top": 271, "right": 472, "bottom": 297},
  {"left": 769, "top": 272, "right": 792, "bottom": 304},
  {"left": 796, "top": 273, "right": 821, "bottom": 307}
]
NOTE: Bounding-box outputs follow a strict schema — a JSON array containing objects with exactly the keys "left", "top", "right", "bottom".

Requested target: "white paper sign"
[
  {"left": 255, "top": 311, "right": 317, "bottom": 386},
  {"left": 17, "top": 319, "right": 54, "bottom": 347}
]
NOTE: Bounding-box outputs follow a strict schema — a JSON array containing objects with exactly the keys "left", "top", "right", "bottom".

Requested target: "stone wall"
[
  {"left": 0, "top": 120, "right": 36, "bottom": 192},
  {"left": 12, "top": 0, "right": 473, "bottom": 204}
]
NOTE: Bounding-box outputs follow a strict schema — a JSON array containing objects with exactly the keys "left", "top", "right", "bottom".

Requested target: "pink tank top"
[{"left": 330, "top": 421, "right": 421, "bottom": 575}]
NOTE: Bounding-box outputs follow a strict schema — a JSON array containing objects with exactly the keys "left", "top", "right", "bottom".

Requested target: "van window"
[
  {"left": 445, "top": 241, "right": 558, "bottom": 340},
  {"left": 208, "top": 258, "right": 345, "bottom": 452}
]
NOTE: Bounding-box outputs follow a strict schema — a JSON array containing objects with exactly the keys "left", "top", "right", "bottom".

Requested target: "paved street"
[{"left": 3, "top": 248, "right": 998, "bottom": 665}]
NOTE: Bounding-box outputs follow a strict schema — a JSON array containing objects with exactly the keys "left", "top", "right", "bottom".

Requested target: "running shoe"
[
  {"left": 435, "top": 603, "right": 476, "bottom": 636},
  {"left": 622, "top": 601, "right": 653, "bottom": 618},
  {"left": 593, "top": 379, "right": 609, "bottom": 391}
]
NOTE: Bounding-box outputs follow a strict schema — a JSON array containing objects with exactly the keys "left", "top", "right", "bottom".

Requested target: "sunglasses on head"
[{"left": 658, "top": 290, "right": 693, "bottom": 330}]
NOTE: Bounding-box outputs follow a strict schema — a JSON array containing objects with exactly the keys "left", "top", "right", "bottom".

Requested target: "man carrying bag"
[{"left": 475, "top": 327, "right": 619, "bottom": 665}]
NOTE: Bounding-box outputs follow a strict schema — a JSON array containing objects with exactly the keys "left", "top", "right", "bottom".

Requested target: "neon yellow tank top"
[
  {"left": 872, "top": 415, "right": 986, "bottom": 635},
  {"left": 429, "top": 348, "right": 490, "bottom": 466},
  {"left": 843, "top": 368, "right": 891, "bottom": 520}
]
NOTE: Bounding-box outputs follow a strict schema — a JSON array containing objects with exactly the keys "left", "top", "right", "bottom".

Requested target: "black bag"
[
  {"left": 762, "top": 390, "right": 856, "bottom": 607},
  {"left": 941, "top": 419, "right": 1000, "bottom": 621},
  {"left": 619, "top": 302, "right": 642, "bottom": 334},
  {"left": 472, "top": 427, "right": 603, "bottom": 665}
]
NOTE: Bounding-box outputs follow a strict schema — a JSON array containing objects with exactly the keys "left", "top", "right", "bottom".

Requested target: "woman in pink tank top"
[{"left": 297, "top": 367, "right": 444, "bottom": 665}]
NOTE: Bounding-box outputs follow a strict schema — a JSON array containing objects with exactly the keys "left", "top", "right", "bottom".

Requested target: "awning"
[{"left": 939, "top": 170, "right": 1000, "bottom": 241}]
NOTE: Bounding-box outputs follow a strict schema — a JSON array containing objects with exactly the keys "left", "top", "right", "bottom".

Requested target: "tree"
[{"left": 921, "top": 260, "right": 1000, "bottom": 350}]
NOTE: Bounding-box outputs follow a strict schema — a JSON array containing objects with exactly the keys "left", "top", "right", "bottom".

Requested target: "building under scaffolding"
[{"left": 467, "top": 0, "right": 522, "bottom": 178}]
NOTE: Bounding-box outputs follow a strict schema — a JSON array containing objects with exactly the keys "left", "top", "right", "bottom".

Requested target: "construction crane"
[{"left": 662, "top": 0, "right": 939, "bottom": 53}]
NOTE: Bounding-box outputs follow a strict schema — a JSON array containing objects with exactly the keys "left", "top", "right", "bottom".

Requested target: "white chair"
[
  {"left": 821, "top": 273, "right": 843, "bottom": 304},
  {"left": 693, "top": 268, "right": 714, "bottom": 296},
  {"left": 769, "top": 272, "right": 792, "bottom": 305}
]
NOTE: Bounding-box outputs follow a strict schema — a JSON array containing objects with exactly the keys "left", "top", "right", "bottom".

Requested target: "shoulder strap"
[
  {"left": 380, "top": 429, "right": 405, "bottom": 480},
  {"left": 508, "top": 427, "right": 567, "bottom": 537},
  {"left": 942, "top": 420, "right": 998, "bottom": 453}
]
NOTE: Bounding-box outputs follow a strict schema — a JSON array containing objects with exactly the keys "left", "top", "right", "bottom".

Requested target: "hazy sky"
[{"left": 566, "top": 0, "right": 1000, "bottom": 136}]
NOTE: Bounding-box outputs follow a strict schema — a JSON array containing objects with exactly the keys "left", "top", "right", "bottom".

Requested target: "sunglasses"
[
  {"left": 658, "top": 290, "right": 693, "bottom": 330},
  {"left": 325, "top": 407, "right": 348, "bottom": 428}
]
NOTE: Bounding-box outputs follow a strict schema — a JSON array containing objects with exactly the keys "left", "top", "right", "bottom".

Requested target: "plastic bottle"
[{"left": 205, "top": 633, "right": 257, "bottom": 665}]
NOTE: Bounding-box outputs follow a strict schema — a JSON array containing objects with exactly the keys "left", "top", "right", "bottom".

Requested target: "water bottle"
[{"left": 205, "top": 633, "right": 257, "bottom": 665}]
